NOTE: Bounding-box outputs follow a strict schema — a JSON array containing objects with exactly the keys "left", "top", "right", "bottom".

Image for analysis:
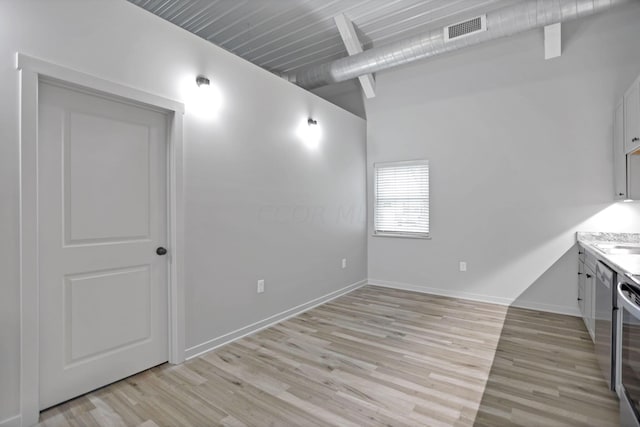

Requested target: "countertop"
[{"left": 577, "top": 232, "right": 640, "bottom": 282}]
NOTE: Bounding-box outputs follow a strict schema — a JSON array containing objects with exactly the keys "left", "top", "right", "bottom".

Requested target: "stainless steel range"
[{"left": 619, "top": 275, "right": 640, "bottom": 427}]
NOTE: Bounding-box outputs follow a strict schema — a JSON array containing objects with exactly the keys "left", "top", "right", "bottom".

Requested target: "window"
[{"left": 374, "top": 160, "right": 429, "bottom": 238}]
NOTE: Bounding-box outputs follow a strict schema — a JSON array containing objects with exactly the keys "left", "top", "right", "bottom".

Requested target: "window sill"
[{"left": 372, "top": 232, "right": 431, "bottom": 240}]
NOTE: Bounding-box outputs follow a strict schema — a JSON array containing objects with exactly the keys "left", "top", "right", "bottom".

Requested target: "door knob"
[
  {"left": 156, "top": 247, "right": 167, "bottom": 256},
  {"left": 633, "top": 137, "right": 639, "bottom": 142}
]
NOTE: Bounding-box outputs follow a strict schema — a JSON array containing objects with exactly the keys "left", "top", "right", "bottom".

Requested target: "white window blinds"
[{"left": 374, "top": 160, "right": 429, "bottom": 237}]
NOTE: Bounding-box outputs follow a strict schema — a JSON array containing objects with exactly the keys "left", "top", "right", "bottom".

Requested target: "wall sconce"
[
  {"left": 196, "top": 75, "right": 210, "bottom": 87},
  {"left": 297, "top": 117, "right": 321, "bottom": 149},
  {"left": 183, "top": 74, "right": 222, "bottom": 119}
]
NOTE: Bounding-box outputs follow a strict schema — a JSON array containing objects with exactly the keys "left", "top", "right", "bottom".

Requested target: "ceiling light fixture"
[{"left": 308, "top": 118, "right": 318, "bottom": 126}]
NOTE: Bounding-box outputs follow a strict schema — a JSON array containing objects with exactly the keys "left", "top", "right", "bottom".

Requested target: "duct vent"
[{"left": 444, "top": 15, "right": 486, "bottom": 42}]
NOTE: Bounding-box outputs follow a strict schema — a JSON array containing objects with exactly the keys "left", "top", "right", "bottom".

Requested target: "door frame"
[{"left": 16, "top": 53, "right": 186, "bottom": 427}]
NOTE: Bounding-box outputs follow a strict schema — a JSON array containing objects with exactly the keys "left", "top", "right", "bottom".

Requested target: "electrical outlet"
[
  {"left": 459, "top": 261, "right": 467, "bottom": 272},
  {"left": 257, "top": 279, "right": 265, "bottom": 293},
  {"left": 342, "top": 258, "right": 347, "bottom": 269}
]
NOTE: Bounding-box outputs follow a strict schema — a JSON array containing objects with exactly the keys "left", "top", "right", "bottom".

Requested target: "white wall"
[
  {"left": 0, "top": 0, "right": 366, "bottom": 422},
  {"left": 366, "top": 3, "right": 640, "bottom": 314},
  {"left": 312, "top": 80, "right": 366, "bottom": 119}
]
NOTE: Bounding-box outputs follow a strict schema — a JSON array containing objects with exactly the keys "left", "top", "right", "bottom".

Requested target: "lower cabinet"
[
  {"left": 578, "top": 257, "right": 586, "bottom": 314},
  {"left": 585, "top": 265, "right": 596, "bottom": 341},
  {"left": 578, "top": 248, "right": 596, "bottom": 342}
]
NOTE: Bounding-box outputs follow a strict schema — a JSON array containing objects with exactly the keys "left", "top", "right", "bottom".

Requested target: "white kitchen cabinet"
[
  {"left": 613, "top": 74, "right": 640, "bottom": 201},
  {"left": 630, "top": 151, "right": 640, "bottom": 200},
  {"left": 578, "top": 256, "right": 586, "bottom": 315},
  {"left": 585, "top": 264, "right": 596, "bottom": 342},
  {"left": 624, "top": 79, "right": 640, "bottom": 154},
  {"left": 578, "top": 247, "right": 596, "bottom": 343},
  {"left": 614, "top": 100, "right": 626, "bottom": 200}
]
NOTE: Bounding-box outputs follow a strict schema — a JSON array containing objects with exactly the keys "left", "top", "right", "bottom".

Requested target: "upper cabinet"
[
  {"left": 630, "top": 151, "right": 640, "bottom": 200},
  {"left": 624, "top": 79, "right": 640, "bottom": 154},
  {"left": 614, "top": 101, "right": 626, "bottom": 200},
  {"left": 614, "top": 75, "right": 640, "bottom": 201}
]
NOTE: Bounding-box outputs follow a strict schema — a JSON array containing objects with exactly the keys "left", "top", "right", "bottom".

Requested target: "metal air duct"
[{"left": 284, "top": 0, "right": 630, "bottom": 89}]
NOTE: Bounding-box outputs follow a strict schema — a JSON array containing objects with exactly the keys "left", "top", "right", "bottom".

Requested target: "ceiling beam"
[
  {"left": 544, "top": 23, "right": 561, "bottom": 60},
  {"left": 334, "top": 13, "right": 376, "bottom": 99}
]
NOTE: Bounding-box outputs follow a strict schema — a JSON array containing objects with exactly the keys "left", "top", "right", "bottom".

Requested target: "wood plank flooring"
[{"left": 38, "top": 285, "right": 618, "bottom": 426}]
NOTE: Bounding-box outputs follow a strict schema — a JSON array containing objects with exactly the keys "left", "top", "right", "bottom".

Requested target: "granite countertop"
[{"left": 577, "top": 232, "right": 640, "bottom": 278}]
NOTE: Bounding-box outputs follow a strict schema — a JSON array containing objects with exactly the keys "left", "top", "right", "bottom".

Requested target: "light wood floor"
[{"left": 38, "top": 285, "right": 618, "bottom": 427}]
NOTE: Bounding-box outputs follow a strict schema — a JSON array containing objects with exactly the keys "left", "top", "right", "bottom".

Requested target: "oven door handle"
[{"left": 618, "top": 282, "right": 640, "bottom": 318}]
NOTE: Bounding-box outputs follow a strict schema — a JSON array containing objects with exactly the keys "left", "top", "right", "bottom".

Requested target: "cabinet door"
[
  {"left": 624, "top": 81, "right": 640, "bottom": 154},
  {"left": 578, "top": 264, "right": 585, "bottom": 316},
  {"left": 614, "top": 101, "right": 627, "bottom": 199},
  {"left": 585, "top": 267, "right": 596, "bottom": 342},
  {"left": 629, "top": 149, "right": 640, "bottom": 200}
]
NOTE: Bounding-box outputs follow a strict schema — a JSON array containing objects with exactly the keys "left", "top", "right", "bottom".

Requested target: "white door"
[{"left": 38, "top": 80, "right": 169, "bottom": 410}]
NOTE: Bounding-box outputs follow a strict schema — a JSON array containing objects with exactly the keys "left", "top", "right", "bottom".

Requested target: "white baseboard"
[
  {"left": 0, "top": 415, "right": 21, "bottom": 427},
  {"left": 368, "top": 279, "right": 513, "bottom": 306},
  {"left": 185, "top": 279, "right": 367, "bottom": 360},
  {"left": 185, "top": 277, "right": 579, "bottom": 360},
  {"left": 510, "top": 300, "right": 580, "bottom": 317},
  {"left": 368, "top": 279, "right": 580, "bottom": 317}
]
